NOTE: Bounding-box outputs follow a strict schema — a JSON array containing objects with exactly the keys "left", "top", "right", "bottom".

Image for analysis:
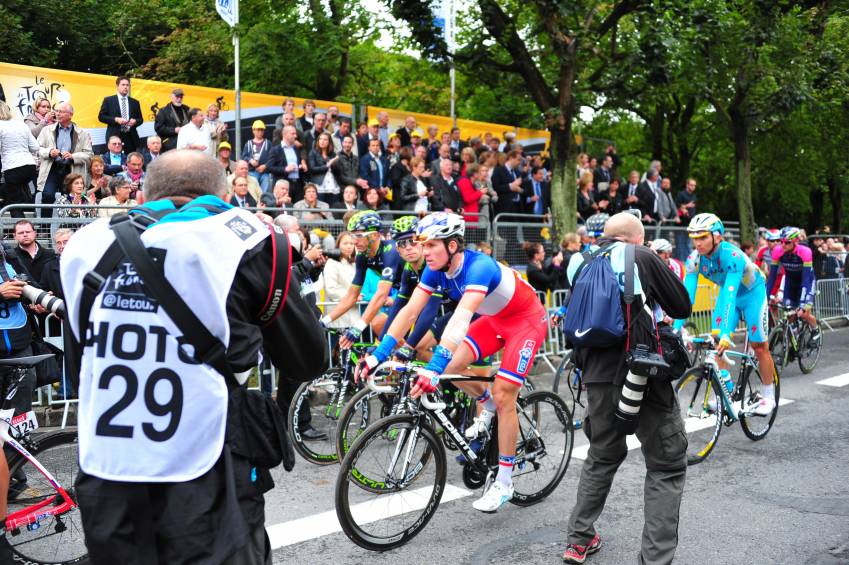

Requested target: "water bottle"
[{"left": 718, "top": 369, "right": 734, "bottom": 396}]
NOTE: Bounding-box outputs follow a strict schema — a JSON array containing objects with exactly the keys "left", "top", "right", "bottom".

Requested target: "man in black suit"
[
  {"left": 448, "top": 127, "right": 466, "bottom": 162},
  {"left": 266, "top": 125, "right": 305, "bottom": 201},
  {"left": 154, "top": 88, "right": 190, "bottom": 152},
  {"left": 492, "top": 149, "right": 524, "bottom": 216},
  {"left": 395, "top": 116, "right": 417, "bottom": 148},
  {"left": 142, "top": 136, "right": 162, "bottom": 170},
  {"left": 229, "top": 176, "right": 257, "bottom": 208},
  {"left": 357, "top": 119, "right": 384, "bottom": 157},
  {"left": 358, "top": 138, "right": 390, "bottom": 192},
  {"left": 430, "top": 157, "right": 461, "bottom": 213},
  {"left": 98, "top": 76, "right": 144, "bottom": 153},
  {"left": 522, "top": 166, "right": 551, "bottom": 216},
  {"left": 636, "top": 168, "right": 660, "bottom": 224}
]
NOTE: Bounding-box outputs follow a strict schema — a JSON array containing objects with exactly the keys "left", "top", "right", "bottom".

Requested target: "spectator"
[
  {"left": 641, "top": 159, "right": 663, "bottom": 183},
  {"left": 636, "top": 168, "right": 660, "bottom": 223},
  {"left": 675, "top": 178, "right": 698, "bottom": 260},
  {"left": 413, "top": 143, "right": 428, "bottom": 163},
  {"left": 216, "top": 141, "right": 236, "bottom": 175},
  {"left": 320, "top": 231, "right": 359, "bottom": 329},
  {"left": 359, "top": 138, "right": 389, "bottom": 192},
  {"left": 358, "top": 186, "right": 389, "bottom": 216},
  {"left": 399, "top": 156, "right": 432, "bottom": 213},
  {"left": 257, "top": 193, "right": 278, "bottom": 217},
  {"left": 492, "top": 149, "right": 524, "bottom": 216},
  {"left": 0, "top": 100, "right": 38, "bottom": 218},
  {"left": 308, "top": 132, "right": 339, "bottom": 205},
  {"left": 448, "top": 126, "right": 465, "bottom": 161},
  {"left": 430, "top": 142, "right": 451, "bottom": 175},
  {"left": 298, "top": 99, "right": 316, "bottom": 133},
  {"left": 577, "top": 173, "right": 597, "bottom": 222},
  {"left": 604, "top": 144, "right": 622, "bottom": 175},
  {"left": 24, "top": 98, "right": 55, "bottom": 140},
  {"left": 116, "top": 151, "right": 146, "bottom": 201},
  {"left": 477, "top": 241, "right": 493, "bottom": 256},
  {"left": 100, "top": 136, "right": 127, "bottom": 176},
  {"left": 98, "top": 76, "right": 143, "bottom": 153},
  {"left": 332, "top": 119, "right": 355, "bottom": 157},
  {"left": 813, "top": 241, "right": 841, "bottom": 280},
  {"left": 153, "top": 88, "right": 189, "bottom": 152},
  {"left": 593, "top": 155, "right": 613, "bottom": 193},
  {"left": 424, "top": 124, "right": 440, "bottom": 154},
  {"left": 55, "top": 173, "right": 97, "bottom": 221},
  {"left": 142, "top": 136, "right": 162, "bottom": 169},
  {"left": 273, "top": 97, "right": 297, "bottom": 132},
  {"left": 39, "top": 228, "right": 73, "bottom": 300},
  {"left": 396, "top": 116, "right": 417, "bottom": 147},
  {"left": 487, "top": 136, "right": 501, "bottom": 154},
  {"left": 410, "top": 130, "right": 423, "bottom": 154},
  {"left": 655, "top": 177, "right": 680, "bottom": 226},
  {"left": 98, "top": 176, "right": 138, "bottom": 217},
  {"left": 13, "top": 219, "right": 54, "bottom": 281},
  {"left": 386, "top": 134, "right": 402, "bottom": 168},
  {"left": 228, "top": 175, "right": 257, "bottom": 208},
  {"left": 357, "top": 119, "right": 384, "bottom": 157},
  {"left": 271, "top": 179, "right": 293, "bottom": 213},
  {"left": 332, "top": 133, "right": 366, "bottom": 193},
  {"left": 576, "top": 225, "right": 592, "bottom": 251},
  {"left": 596, "top": 177, "right": 626, "bottom": 215},
  {"left": 325, "top": 105, "right": 341, "bottom": 133},
  {"left": 276, "top": 111, "right": 305, "bottom": 151},
  {"left": 335, "top": 184, "right": 360, "bottom": 218},
  {"left": 267, "top": 125, "right": 306, "bottom": 202},
  {"left": 293, "top": 183, "right": 332, "bottom": 220},
  {"left": 558, "top": 232, "right": 582, "bottom": 289},
  {"left": 431, "top": 156, "right": 461, "bottom": 213},
  {"left": 36, "top": 102, "right": 93, "bottom": 218},
  {"left": 376, "top": 110, "right": 390, "bottom": 147},
  {"left": 474, "top": 163, "right": 497, "bottom": 225},
  {"left": 458, "top": 163, "right": 486, "bottom": 223},
  {"left": 227, "top": 160, "right": 263, "bottom": 205},
  {"left": 624, "top": 170, "right": 641, "bottom": 211},
  {"left": 388, "top": 146, "right": 412, "bottom": 210},
  {"left": 176, "top": 108, "right": 214, "bottom": 156},
  {"left": 523, "top": 241, "right": 562, "bottom": 297},
  {"left": 87, "top": 156, "right": 112, "bottom": 201},
  {"left": 205, "top": 103, "right": 228, "bottom": 145},
  {"left": 303, "top": 112, "right": 328, "bottom": 157},
  {"left": 459, "top": 146, "right": 477, "bottom": 177},
  {"left": 523, "top": 165, "right": 551, "bottom": 217}
]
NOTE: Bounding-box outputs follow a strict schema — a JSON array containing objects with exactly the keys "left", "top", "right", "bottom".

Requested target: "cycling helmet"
[
  {"left": 650, "top": 238, "right": 673, "bottom": 253},
  {"left": 347, "top": 211, "right": 382, "bottom": 233},
  {"left": 415, "top": 212, "right": 465, "bottom": 241},
  {"left": 780, "top": 226, "right": 802, "bottom": 242},
  {"left": 585, "top": 213, "right": 610, "bottom": 237},
  {"left": 687, "top": 212, "right": 724, "bottom": 237},
  {"left": 390, "top": 215, "right": 418, "bottom": 241},
  {"left": 764, "top": 229, "right": 781, "bottom": 242}
]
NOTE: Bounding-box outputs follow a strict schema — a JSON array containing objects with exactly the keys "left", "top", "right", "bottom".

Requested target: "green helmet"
[
  {"left": 390, "top": 216, "right": 418, "bottom": 241},
  {"left": 347, "top": 211, "right": 382, "bottom": 233}
]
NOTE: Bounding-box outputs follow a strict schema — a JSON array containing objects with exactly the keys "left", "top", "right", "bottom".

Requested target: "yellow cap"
[
  {"left": 411, "top": 130, "right": 422, "bottom": 138},
  {"left": 251, "top": 120, "right": 266, "bottom": 129},
  {"left": 368, "top": 118, "right": 379, "bottom": 127},
  {"left": 218, "top": 141, "right": 231, "bottom": 151}
]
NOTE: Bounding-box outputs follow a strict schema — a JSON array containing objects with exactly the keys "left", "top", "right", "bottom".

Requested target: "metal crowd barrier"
[{"left": 814, "top": 277, "right": 849, "bottom": 330}]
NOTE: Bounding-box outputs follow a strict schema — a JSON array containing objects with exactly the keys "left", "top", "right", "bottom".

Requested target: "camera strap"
[{"left": 622, "top": 243, "right": 636, "bottom": 351}]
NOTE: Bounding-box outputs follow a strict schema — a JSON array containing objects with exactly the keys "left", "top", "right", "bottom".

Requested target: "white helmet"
[
  {"left": 415, "top": 212, "right": 465, "bottom": 241},
  {"left": 650, "top": 238, "right": 673, "bottom": 253},
  {"left": 687, "top": 212, "right": 725, "bottom": 236}
]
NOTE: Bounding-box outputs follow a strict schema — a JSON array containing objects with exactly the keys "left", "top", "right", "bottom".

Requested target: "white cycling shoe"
[
  {"left": 465, "top": 409, "right": 494, "bottom": 439},
  {"left": 746, "top": 396, "right": 776, "bottom": 417},
  {"left": 473, "top": 481, "right": 514, "bottom": 513}
]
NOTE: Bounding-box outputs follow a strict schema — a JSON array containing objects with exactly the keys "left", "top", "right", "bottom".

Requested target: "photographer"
[{"left": 561, "top": 212, "right": 691, "bottom": 565}]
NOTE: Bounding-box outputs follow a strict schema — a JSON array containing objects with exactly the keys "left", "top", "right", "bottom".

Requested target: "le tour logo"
[{"left": 14, "top": 74, "right": 70, "bottom": 116}]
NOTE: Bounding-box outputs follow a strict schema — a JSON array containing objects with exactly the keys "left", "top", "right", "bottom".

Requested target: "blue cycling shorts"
[{"left": 727, "top": 288, "right": 769, "bottom": 343}]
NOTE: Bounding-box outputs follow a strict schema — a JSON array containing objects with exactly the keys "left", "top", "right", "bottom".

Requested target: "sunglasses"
[
  {"left": 781, "top": 240, "right": 795, "bottom": 245},
  {"left": 396, "top": 239, "right": 417, "bottom": 249},
  {"left": 689, "top": 232, "right": 711, "bottom": 240}
]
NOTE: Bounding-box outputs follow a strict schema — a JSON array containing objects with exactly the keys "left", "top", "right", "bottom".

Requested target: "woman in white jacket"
[
  {"left": 0, "top": 101, "right": 38, "bottom": 218},
  {"left": 320, "top": 231, "right": 359, "bottom": 329}
]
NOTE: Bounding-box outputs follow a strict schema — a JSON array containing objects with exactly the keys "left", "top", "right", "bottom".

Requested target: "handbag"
[{"left": 319, "top": 171, "right": 340, "bottom": 195}]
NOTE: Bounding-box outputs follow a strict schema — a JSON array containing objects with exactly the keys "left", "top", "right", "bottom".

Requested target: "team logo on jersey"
[
  {"left": 102, "top": 261, "right": 159, "bottom": 313},
  {"left": 382, "top": 267, "right": 394, "bottom": 278},
  {"left": 225, "top": 217, "right": 257, "bottom": 241},
  {"left": 516, "top": 339, "right": 536, "bottom": 374}
]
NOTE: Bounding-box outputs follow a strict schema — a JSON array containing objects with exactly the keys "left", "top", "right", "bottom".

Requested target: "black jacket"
[
  {"left": 491, "top": 165, "right": 521, "bottom": 215},
  {"left": 332, "top": 150, "right": 359, "bottom": 189},
  {"left": 636, "top": 180, "right": 658, "bottom": 222},
  {"left": 16, "top": 243, "right": 55, "bottom": 283},
  {"left": 39, "top": 255, "right": 63, "bottom": 299},
  {"left": 154, "top": 103, "right": 190, "bottom": 151},
  {"left": 98, "top": 94, "right": 144, "bottom": 152},
  {"left": 430, "top": 173, "right": 461, "bottom": 213},
  {"left": 521, "top": 178, "right": 551, "bottom": 214},
  {"left": 398, "top": 174, "right": 428, "bottom": 211},
  {"left": 569, "top": 239, "right": 691, "bottom": 385},
  {"left": 526, "top": 261, "right": 560, "bottom": 296}
]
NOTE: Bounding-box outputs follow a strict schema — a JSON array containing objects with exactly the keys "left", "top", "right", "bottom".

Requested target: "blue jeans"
[
  {"left": 249, "top": 171, "right": 273, "bottom": 193},
  {"left": 41, "top": 165, "right": 65, "bottom": 218}
]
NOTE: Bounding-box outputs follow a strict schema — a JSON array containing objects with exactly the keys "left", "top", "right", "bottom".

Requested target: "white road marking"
[
  {"left": 266, "top": 484, "right": 472, "bottom": 549},
  {"left": 816, "top": 373, "right": 849, "bottom": 388}
]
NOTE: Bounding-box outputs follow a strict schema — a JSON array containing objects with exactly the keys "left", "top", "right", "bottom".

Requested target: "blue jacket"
[{"left": 359, "top": 152, "right": 390, "bottom": 189}]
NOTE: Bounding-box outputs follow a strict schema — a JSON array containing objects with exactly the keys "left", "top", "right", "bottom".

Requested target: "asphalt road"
[{"left": 267, "top": 326, "right": 849, "bottom": 565}]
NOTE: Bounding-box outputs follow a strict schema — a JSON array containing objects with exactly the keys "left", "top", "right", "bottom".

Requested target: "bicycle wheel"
[
  {"left": 6, "top": 430, "right": 88, "bottom": 565},
  {"left": 768, "top": 326, "right": 788, "bottom": 376},
  {"left": 797, "top": 324, "right": 822, "bottom": 374},
  {"left": 739, "top": 363, "right": 780, "bottom": 440},
  {"left": 675, "top": 368, "right": 723, "bottom": 465},
  {"left": 510, "top": 391, "right": 573, "bottom": 506},
  {"left": 335, "top": 386, "right": 399, "bottom": 461},
  {"left": 289, "top": 371, "right": 358, "bottom": 465},
  {"left": 335, "top": 414, "right": 446, "bottom": 551},
  {"left": 552, "top": 355, "right": 585, "bottom": 430}
]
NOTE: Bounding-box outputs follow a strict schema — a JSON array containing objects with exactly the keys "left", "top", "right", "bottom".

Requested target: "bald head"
[
  {"left": 144, "top": 150, "right": 227, "bottom": 202},
  {"left": 603, "top": 212, "right": 645, "bottom": 244}
]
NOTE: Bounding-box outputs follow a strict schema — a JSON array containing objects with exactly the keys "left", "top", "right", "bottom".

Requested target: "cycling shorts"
[
  {"left": 462, "top": 301, "right": 548, "bottom": 386},
  {"left": 726, "top": 289, "right": 769, "bottom": 343},
  {"left": 430, "top": 312, "right": 492, "bottom": 367},
  {"left": 781, "top": 285, "right": 811, "bottom": 310}
]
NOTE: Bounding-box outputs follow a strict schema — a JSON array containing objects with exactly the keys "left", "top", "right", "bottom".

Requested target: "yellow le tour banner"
[{"left": 0, "top": 61, "right": 549, "bottom": 149}]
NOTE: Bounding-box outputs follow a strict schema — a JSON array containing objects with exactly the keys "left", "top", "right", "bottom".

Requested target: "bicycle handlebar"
[
  {"left": 368, "top": 361, "right": 401, "bottom": 393},
  {"left": 420, "top": 394, "right": 446, "bottom": 411}
]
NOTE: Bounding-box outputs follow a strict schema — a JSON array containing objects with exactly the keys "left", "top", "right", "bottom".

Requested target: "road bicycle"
[
  {"left": 288, "top": 333, "right": 373, "bottom": 465},
  {"left": 768, "top": 305, "right": 822, "bottom": 375},
  {"left": 551, "top": 351, "right": 587, "bottom": 432},
  {"left": 334, "top": 361, "right": 573, "bottom": 551},
  {"left": 675, "top": 337, "right": 780, "bottom": 465},
  {"left": 1, "top": 353, "right": 86, "bottom": 565}
]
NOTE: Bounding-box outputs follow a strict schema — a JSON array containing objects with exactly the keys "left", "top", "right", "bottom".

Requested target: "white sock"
[
  {"left": 762, "top": 384, "right": 775, "bottom": 400},
  {"left": 496, "top": 455, "right": 514, "bottom": 486},
  {"left": 477, "top": 389, "right": 496, "bottom": 413}
]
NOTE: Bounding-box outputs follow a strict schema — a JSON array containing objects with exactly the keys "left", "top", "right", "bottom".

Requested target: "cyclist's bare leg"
[
  {"left": 369, "top": 313, "right": 388, "bottom": 340},
  {"left": 799, "top": 308, "right": 818, "bottom": 330},
  {"left": 415, "top": 332, "right": 436, "bottom": 362},
  {"left": 0, "top": 448, "right": 7, "bottom": 520},
  {"left": 491, "top": 379, "right": 520, "bottom": 459},
  {"left": 443, "top": 343, "right": 487, "bottom": 400},
  {"left": 751, "top": 341, "right": 775, "bottom": 384}
]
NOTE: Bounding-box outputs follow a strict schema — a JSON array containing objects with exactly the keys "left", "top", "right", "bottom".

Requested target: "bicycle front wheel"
[
  {"left": 289, "top": 372, "right": 358, "bottom": 465},
  {"left": 335, "top": 386, "right": 399, "bottom": 461},
  {"left": 335, "top": 414, "right": 446, "bottom": 551},
  {"left": 675, "top": 368, "right": 723, "bottom": 465},
  {"left": 739, "top": 363, "right": 780, "bottom": 440},
  {"left": 6, "top": 430, "right": 88, "bottom": 565},
  {"left": 510, "top": 391, "right": 573, "bottom": 506},
  {"left": 797, "top": 324, "right": 822, "bottom": 374}
]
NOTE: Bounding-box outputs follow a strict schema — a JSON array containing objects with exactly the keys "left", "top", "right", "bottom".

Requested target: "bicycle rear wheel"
[
  {"left": 797, "top": 324, "right": 822, "bottom": 374},
  {"left": 289, "top": 371, "right": 358, "bottom": 465},
  {"left": 768, "top": 326, "right": 788, "bottom": 376},
  {"left": 335, "top": 386, "right": 399, "bottom": 461},
  {"left": 552, "top": 356, "right": 586, "bottom": 431},
  {"left": 6, "top": 430, "right": 88, "bottom": 565},
  {"left": 739, "top": 364, "right": 780, "bottom": 440},
  {"left": 675, "top": 368, "right": 723, "bottom": 465},
  {"left": 510, "top": 391, "right": 573, "bottom": 506},
  {"left": 335, "top": 414, "right": 446, "bottom": 551}
]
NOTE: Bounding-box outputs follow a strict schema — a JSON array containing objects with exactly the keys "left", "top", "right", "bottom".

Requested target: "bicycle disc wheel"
[
  {"left": 289, "top": 372, "right": 357, "bottom": 465},
  {"left": 6, "top": 430, "right": 88, "bottom": 565},
  {"left": 797, "top": 325, "right": 822, "bottom": 374},
  {"left": 335, "top": 414, "right": 446, "bottom": 551},
  {"left": 675, "top": 368, "right": 723, "bottom": 465},
  {"left": 336, "top": 386, "right": 399, "bottom": 461},
  {"left": 739, "top": 364, "right": 780, "bottom": 440},
  {"left": 768, "top": 326, "right": 788, "bottom": 376},
  {"left": 510, "top": 391, "right": 573, "bottom": 506}
]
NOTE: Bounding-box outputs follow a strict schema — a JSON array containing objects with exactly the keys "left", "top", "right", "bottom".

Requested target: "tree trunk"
[
  {"left": 650, "top": 105, "right": 663, "bottom": 161},
  {"left": 826, "top": 175, "right": 843, "bottom": 233},
  {"left": 808, "top": 187, "right": 824, "bottom": 234},
  {"left": 731, "top": 115, "right": 757, "bottom": 244},
  {"left": 549, "top": 126, "right": 576, "bottom": 241}
]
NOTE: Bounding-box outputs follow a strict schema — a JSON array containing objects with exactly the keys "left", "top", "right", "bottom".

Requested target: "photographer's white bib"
[{"left": 62, "top": 208, "right": 268, "bottom": 482}]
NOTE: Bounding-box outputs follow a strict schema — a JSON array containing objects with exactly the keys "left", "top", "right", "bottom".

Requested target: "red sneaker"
[{"left": 562, "top": 533, "right": 601, "bottom": 563}]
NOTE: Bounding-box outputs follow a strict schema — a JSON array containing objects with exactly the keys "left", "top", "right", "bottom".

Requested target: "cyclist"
[
  {"left": 756, "top": 229, "right": 781, "bottom": 271},
  {"left": 358, "top": 212, "right": 548, "bottom": 512},
  {"left": 766, "top": 226, "right": 819, "bottom": 339},
  {"left": 675, "top": 213, "right": 777, "bottom": 416},
  {"left": 650, "top": 238, "right": 684, "bottom": 280},
  {"left": 321, "top": 211, "right": 402, "bottom": 348}
]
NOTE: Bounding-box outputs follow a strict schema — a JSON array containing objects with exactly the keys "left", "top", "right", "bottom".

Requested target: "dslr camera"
[{"left": 626, "top": 344, "right": 671, "bottom": 379}]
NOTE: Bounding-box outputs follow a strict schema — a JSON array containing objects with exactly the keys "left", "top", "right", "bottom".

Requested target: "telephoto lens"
[
  {"left": 615, "top": 371, "right": 647, "bottom": 435},
  {"left": 21, "top": 284, "right": 66, "bottom": 319}
]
